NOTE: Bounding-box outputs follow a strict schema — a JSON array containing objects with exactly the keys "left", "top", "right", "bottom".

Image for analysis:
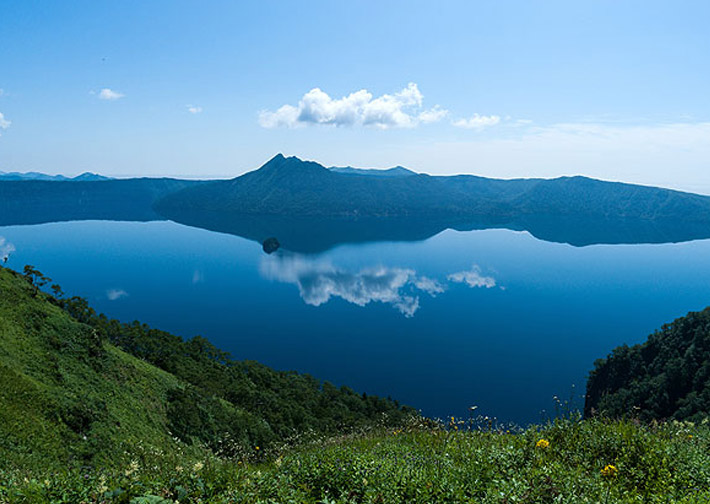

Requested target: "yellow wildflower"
[
  {"left": 193, "top": 462, "right": 204, "bottom": 472},
  {"left": 601, "top": 464, "right": 618, "bottom": 479},
  {"left": 535, "top": 439, "right": 550, "bottom": 449}
]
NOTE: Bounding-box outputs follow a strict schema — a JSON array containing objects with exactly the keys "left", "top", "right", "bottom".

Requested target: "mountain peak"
[{"left": 255, "top": 154, "right": 329, "bottom": 176}]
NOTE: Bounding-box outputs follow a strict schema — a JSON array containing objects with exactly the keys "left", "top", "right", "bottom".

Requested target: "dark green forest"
[{"left": 586, "top": 307, "right": 710, "bottom": 421}]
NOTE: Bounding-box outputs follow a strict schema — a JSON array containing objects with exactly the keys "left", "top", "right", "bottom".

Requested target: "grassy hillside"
[
  {"left": 0, "top": 265, "right": 411, "bottom": 472},
  {"left": 0, "top": 265, "right": 224, "bottom": 469},
  {"left": 4, "top": 415, "right": 710, "bottom": 503}
]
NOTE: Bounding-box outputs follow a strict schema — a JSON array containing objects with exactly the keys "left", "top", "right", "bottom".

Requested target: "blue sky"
[{"left": 1, "top": 1, "right": 709, "bottom": 192}]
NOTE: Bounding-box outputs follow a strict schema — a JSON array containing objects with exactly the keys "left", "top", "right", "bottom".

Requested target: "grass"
[
  {"left": 4, "top": 265, "right": 710, "bottom": 502},
  {"left": 3, "top": 415, "right": 710, "bottom": 503}
]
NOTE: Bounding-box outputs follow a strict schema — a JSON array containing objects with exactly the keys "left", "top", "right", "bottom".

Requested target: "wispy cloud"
[
  {"left": 447, "top": 265, "right": 496, "bottom": 288},
  {"left": 259, "top": 83, "right": 448, "bottom": 130},
  {"left": 0, "top": 112, "right": 10, "bottom": 131},
  {"left": 97, "top": 88, "right": 124, "bottom": 101},
  {"left": 106, "top": 288, "right": 128, "bottom": 300},
  {"left": 0, "top": 237, "right": 15, "bottom": 262},
  {"left": 452, "top": 114, "right": 501, "bottom": 129},
  {"left": 187, "top": 105, "right": 203, "bottom": 114}
]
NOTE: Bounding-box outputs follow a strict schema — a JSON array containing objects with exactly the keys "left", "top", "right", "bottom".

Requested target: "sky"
[{"left": 1, "top": 1, "right": 709, "bottom": 193}]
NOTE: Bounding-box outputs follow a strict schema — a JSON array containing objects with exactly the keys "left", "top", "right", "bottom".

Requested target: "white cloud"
[
  {"left": 452, "top": 114, "right": 501, "bottom": 129},
  {"left": 448, "top": 266, "right": 496, "bottom": 289},
  {"left": 106, "top": 288, "right": 128, "bottom": 300},
  {"left": 0, "top": 236, "right": 15, "bottom": 262},
  {"left": 187, "top": 105, "right": 203, "bottom": 114},
  {"left": 260, "top": 254, "right": 443, "bottom": 317},
  {"left": 98, "top": 88, "right": 124, "bottom": 101},
  {"left": 0, "top": 112, "right": 10, "bottom": 130},
  {"left": 259, "top": 83, "right": 448, "bottom": 129}
]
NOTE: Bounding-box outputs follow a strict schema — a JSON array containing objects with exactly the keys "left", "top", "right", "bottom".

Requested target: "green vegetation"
[
  {"left": 4, "top": 263, "right": 710, "bottom": 502},
  {"left": 4, "top": 415, "right": 710, "bottom": 503},
  {"left": 0, "top": 265, "right": 410, "bottom": 471},
  {"left": 586, "top": 307, "right": 710, "bottom": 421}
]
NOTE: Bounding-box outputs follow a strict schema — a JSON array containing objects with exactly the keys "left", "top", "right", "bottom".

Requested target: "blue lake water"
[{"left": 2, "top": 219, "right": 710, "bottom": 425}]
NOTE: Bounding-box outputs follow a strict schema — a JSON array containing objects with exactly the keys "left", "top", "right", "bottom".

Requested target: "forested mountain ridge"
[
  {"left": 155, "top": 154, "right": 710, "bottom": 221},
  {"left": 0, "top": 265, "right": 411, "bottom": 470},
  {"left": 0, "top": 178, "right": 203, "bottom": 225},
  {"left": 585, "top": 307, "right": 710, "bottom": 421}
]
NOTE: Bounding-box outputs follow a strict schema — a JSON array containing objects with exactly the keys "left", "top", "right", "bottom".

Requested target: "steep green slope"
[
  {"left": 0, "top": 266, "right": 411, "bottom": 471},
  {"left": 0, "top": 266, "right": 188, "bottom": 469},
  {"left": 585, "top": 307, "right": 710, "bottom": 421}
]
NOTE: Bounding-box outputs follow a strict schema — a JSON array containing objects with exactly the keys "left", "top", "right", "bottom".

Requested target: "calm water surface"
[{"left": 2, "top": 220, "right": 710, "bottom": 425}]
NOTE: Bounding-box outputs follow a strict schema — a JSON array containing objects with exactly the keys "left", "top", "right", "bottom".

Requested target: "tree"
[{"left": 23, "top": 265, "right": 51, "bottom": 297}]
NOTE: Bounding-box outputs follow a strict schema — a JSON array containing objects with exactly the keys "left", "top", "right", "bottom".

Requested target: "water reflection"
[
  {"left": 0, "top": 236, "right": 15, "bottom": 263},
  {"left": 448, "top": 265, "right": 497, "bottom": 289},
  {"left": 260, "top": 252, "right": 496, "bottom": 317}
]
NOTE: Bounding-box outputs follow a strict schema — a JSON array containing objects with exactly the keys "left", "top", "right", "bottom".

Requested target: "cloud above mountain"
[{"left": 259, "top": 83, "right": 449, "bottom": 130}]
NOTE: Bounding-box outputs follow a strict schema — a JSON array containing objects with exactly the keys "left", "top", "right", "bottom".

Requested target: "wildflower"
[
  {"left": 125, "top": 460, "right": 139, "bottom": 477},
  {"left": 175, "top": 465, "right": 183, "bottom": 473},
  {"left": 193, "top": 462, "right": 204, "bottom": 472},
  {"left": 255, "top": 446, "right": 260, "bottom": 451},
  {"left": 97, "top": 475, "right": 108, "bottom": 494},
  {"left": 536, "top": 439, "right": 550, "bottom": 449},
  {"left": 601, "top": 464, "right": 618, "bottom": 479}
]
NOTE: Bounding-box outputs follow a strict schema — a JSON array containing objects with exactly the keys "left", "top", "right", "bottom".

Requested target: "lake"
[{"left": 2, "top": 219, "right": 710, "bottom": 425}]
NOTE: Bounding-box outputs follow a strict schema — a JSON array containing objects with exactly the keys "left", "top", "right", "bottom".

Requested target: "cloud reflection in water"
[
  {"left": 260, "top": 254, "right": 451, "bottom": 317},
  {"left": 261, "top": 254, "right": 495, "bottom": 317}
]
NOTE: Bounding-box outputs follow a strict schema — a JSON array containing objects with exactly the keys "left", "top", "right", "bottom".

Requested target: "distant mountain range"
[
  {"left": 3, "top": 154, "right": 710, "bottom": 250},
  {"left": 328, "top": 165, "right": 416, "bottom": 177},
  {"left": 0, "top": 171, "right": 112, "bottom": 182},
  {"left": 0, "top": 178, "right": 202, "bottom": 225},
  {"left": 156, "top": 153, "right": 710, "bottom": 221}
]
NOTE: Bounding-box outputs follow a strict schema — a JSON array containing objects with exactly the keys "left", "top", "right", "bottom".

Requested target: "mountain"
[
  {"left": 328, "top": 165, "right": 417, "bottom": 177},
  {"left": 0, "top": 265, "right": 410, "bottom": 470},
  {"left": 153, "top": 154, "right": 710, "bottom": 250},
  {"left": 157, "top": 154, "right": 710, "bottom": 220},
  {"left": 0, "top": 170, "right": 112, "bottom": 181},
  {"left": 3, "top": 154, "right": 710, "bottom": 251},
  {"left": 0, "top": 178, "right": 203, "bottom": 225},
  {"left": 585, "top": 307, "right": 710, "bottom": 422}
]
